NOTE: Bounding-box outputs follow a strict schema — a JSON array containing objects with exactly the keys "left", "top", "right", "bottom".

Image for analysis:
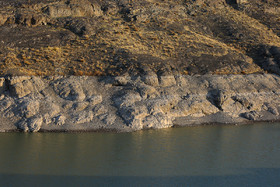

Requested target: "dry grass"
[{"left": 0, "top": 0, "right": 279, "bottom": 76}]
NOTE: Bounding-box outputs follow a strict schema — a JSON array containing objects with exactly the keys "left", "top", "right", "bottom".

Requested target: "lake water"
[{"left": 1, "top": 123, "right": 280, "bottom": 186}]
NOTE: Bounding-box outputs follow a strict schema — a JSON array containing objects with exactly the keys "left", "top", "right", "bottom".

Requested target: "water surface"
[{"left": 1, "top": 123, "right": 280, "bottom": 186}]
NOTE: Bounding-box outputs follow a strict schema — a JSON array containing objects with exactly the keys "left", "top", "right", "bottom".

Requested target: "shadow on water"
[{"left": 1, "top": 168, "right": 280, "bottom": 187}]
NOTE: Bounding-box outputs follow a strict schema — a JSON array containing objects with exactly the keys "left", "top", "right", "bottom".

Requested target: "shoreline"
[
  {"left": 1, "top": 120, "right": 280, "bottom": 133},
  {"left": 1, "top": 73, "right": 280, "bottom": 133}
]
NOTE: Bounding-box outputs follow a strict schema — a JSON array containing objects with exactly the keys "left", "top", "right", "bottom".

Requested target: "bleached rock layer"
[{"left": 1, "top": 74, "right": 280, "bottom": 132}]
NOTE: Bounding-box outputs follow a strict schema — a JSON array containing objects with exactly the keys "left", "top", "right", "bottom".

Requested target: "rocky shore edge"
[{"left": 1, "top": 73, "right": 280, "bottom": 133}]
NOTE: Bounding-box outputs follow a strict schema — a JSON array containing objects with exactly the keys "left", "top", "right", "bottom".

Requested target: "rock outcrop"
[{"left": 1, "top": 74, "right": 280, "bottom": 132}]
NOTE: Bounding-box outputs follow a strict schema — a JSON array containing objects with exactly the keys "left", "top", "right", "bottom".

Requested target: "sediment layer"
[{"left": 1, "top": 73, "right": 280, "bottom": 132}]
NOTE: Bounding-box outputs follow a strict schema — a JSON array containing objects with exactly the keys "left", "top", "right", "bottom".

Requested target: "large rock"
[
  {"left": 54, "top": 115, "right": 67, "bottom": 126},
  {"left": 159, "top": 75, "right": 177, "bottom": 87},
  {"left": 142, "top": 73, "right": 159, "bottom": 87},
  {"left": 87, "top": 95, "right": 102, "bottom": 106},
  {"left": 218, "top": 96, "right": 245, "bottom": 117},
  {"left": 43, "top": 99, "right": 61, "bottom": 117},
  {"left": 15, "top": 12, "right": 49, "bottom": 26},
  {"left": 28, "top": 116, "right": 43, "bottom": 132},
  {"left": 53, "top": 78, "right": 86, "bottom": 101},
  {"left": 119, "top": 105, "right": 148, "bottom": 123},
  {"left": 242, "top": 111, "right": 261, "bottom": 121},
  {"left": 113, "top": 75, "right": 130, "bottom": 86},
  {"left": 18, "top": 99, "right": 40, "bottom": 118},
  {"left": 178, "top": 95, "right": 219, "bottom": 117},
  {"left": 18, "top": 116, "right": 43, "bottom": 132},
  {"left": 137, "top": 83, "right": 159, "bottom": 99},
  {"left": 74, "top": 111, "right": 94, "bottom": 124},
  {"left": 73, "top": 101, "right": 89, "bottom": 111},
  {"left": 0, "top": 97, "right": 13, "bottom": 112},
  {"left": 207, "top": 89, "right": 231, "bottom": 110},
  {"left": 114, "top": 91, "right": 142, "bottom": 107},
  {"left": 99, "top": 113, "right": 116, "bottom": 125},
  {"left": 62, "top": 17, "right": 97, "bottom": 36},
  {"left": 147, "top": 97, "right": 178, "bottom": 114},
  {"left": 143, "top": 113, "right": 173, "bottom": 129},
  {"left": 9, "top": 76, "right": 46, "bottom": 98},
  {"left": 43, "top": 0, "right": 102, "bottom": 18},
  {"left": 92, "top": 104, "right": 108, "bottom": 116}
]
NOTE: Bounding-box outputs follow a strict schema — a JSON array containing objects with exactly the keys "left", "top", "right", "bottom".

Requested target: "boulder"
[
  {"left": 54, "top": 115, "right": 66, "bottom": 126},
  {"left": 119, "top": 105, "right": 148, "bottom": 123},
  {"left": 232, "top": 95, "right": 253, "bottom": 109},
  {"left": 45, "top": 101, "right": 61, "bottom": 117},
  {"left": 137, "top": 84, "right": 159, "bottom": 99},
  {"left": 0, "top": 97, "right": 13, "bottom": 112},
  {"left": 9, "top": 76, "right": 46, "bottom": 98},
  {"left": 268, "top": 106, "right": 279, "bottom": 116},
  {"left": 17, "top": 119, "right": 29, "bottom": 132},
  {"left": 43, "top": 0, "right": 102, "bottom": 18},
  {"left": 142, "top": 73, "right": 159, "bottom": 87},
  {"left": 143, "top": 113, "right": 173, "bottom": 129},
  {"left": 178, "top": 95, "right": 219, "bottom": 117},
  {"left": 127, "top": 118, "right": 143, "bottom": 130},
  {"left": 28, "top": 116, "right": 43, "bottom": 132},
  {"left": 15, "top": 12, "right": 48, "bottom": 26},
  {"left": 73, "top": 101, "right": 89, "bottom": 111},
  {"left": 159, "top": 75, "right": 176, "bottom": 87},
  {"left": 62, "top": 17, "right": 97, "bottom": 36},
  {"left": 264, "top": 103, "right": 279, "bottom": 116},
  {"left": 100, "top": 113, "right": 116, "bottom": 125},
  {"left": 113, "top": 75, "right": 130, "bottom": 86},
  {"left": 147, "top": 98, "right": 177, "bottom": 114},
  {"left": 53, "top": 78, "right": 85, "bottom": 101},
  {"left": 218, "top": 97, "right": 245, "bottom": 117},
  {"left": 92, "top": 104, "right": 107, "bottom": 116},
  {"left": 74, "top": 111, "right": 94, "bottom": 124},
  {"left": 18, "top": 100, "right": 40, "bottom": 118},
  {"left": 207, "top": 89, "right": 229, "bottom": 110},
  {"left": 242, "top": 111, "right": 261, "bottom": 120},
  {"left": 114, "top": 91, "right": 142, "bottom": 107},
  {"left": 88, "top": 95, "right": 102, "bottom": 106},
  {"left": 18, "top": 116, "right": 43, "bottom": 132}
]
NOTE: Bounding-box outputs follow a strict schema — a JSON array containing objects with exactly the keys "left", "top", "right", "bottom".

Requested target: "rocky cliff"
[
  {"left": 1, "top": 0, "right": 280, "bottom": 132},
  {"left": 1, "top": 74, "right": 280, "bottom": 132}
]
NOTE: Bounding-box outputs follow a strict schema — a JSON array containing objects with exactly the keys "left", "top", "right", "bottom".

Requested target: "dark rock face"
[
  {"left": 0, "top": 0, "right": 279, "bottom": 76},
  {"left": 258, "top": 45, "right": 280, "bottom": 74}
]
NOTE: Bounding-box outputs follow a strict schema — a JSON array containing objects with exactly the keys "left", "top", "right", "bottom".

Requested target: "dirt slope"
[{"left": 0, "top": 0, "right": 279, "bottom": 76}]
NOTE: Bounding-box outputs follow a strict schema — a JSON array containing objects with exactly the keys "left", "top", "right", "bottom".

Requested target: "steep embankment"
[
  {"left": 1, "top": 74, "right": 280, "bottom": 132},
  {"left": 1, "top": 0, "right": 280, "bottom": 132}
]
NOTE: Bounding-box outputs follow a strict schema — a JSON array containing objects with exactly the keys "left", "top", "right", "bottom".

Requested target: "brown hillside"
[{"left": 0, "top": 0, "right": 279, "bottom": 76}]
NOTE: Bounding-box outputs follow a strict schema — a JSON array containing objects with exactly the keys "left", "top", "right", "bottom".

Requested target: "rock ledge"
[{"left": 1, "top": 74, "right": 280, "bottom": 132}]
